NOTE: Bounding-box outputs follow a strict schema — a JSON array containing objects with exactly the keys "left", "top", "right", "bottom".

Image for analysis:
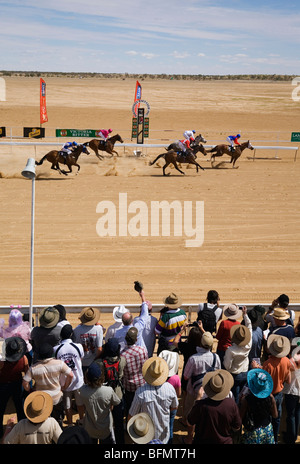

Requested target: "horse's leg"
[
  {"left": 163, "top": 161, "right": 170, "bottom": 176},
  {"left": 172, "top": 161, "right": 185, "bottom": 175},
  {"left": 75, "top": 163, "right": 80, "bottom": 175}
]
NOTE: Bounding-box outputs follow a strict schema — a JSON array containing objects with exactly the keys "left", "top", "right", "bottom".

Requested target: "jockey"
[
  {"left": 183, "top": 129, "right": 196, "bottom": 144},
  {"left": 61, "top": 141, "right": 78, "bottom": 156},
  {"left": 226, "top": 134, "right": 241, "bottom": 151},
  {"left": 178, "top": 138, "right": 191, "bottom": 154},
  {"left": 99, "top": 128, "right": 112, "bottom": 141}
]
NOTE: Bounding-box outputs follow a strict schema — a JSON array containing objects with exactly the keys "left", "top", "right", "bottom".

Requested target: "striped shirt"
[
  {"left": 23, "top": 358, "right": 72, "bottom": 405},
  {"left": 155, "top": 308, "right": 187, "bottom": 342},
  {"left": 121, "top": 345, "right": 148, "bottom": 392},
  {"left": 129, "top": 382, "right": 179, "bottom": 444}
]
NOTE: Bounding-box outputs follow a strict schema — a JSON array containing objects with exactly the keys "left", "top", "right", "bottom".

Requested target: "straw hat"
[
  {"left": 5, "top": 336, "right": 27, "bottom": 362},
  {"left": 163, "top": 292, "right": 182, "bottom": 309},
  {"left": 223, "top": 304, "right": 242, "bottom": 320},
  {"left": 79, "top": 307, "right": 100, "bottom": 325},
  {"left": 39, "top": 306, "right": 59, "bottom": 328},
  {"left": 113, "top": 305, "right": 128, "bottom": 323},
  {"left": 24, "top": 391, "right": 53, "bottom": 423},
  {"left": 127, "top": 413, "right": 155, "bottom": 444},
  {"left": 267, "top": 334, "right": 291, "bottom": 358},
  {"left": 158, "top": 350, "right": 179, "bottom": 377},
  {"left": 202, "top": 369, "right": 234, "bottom": 401},
  {"left": 142, "top": 357, "right": 169, "bottom": 386},
  {"left": 272, "top": 308, "right": 290, "bottom": 320},
  {"left": 247, "top": 369, "right": 273, "bottom": 398},
  {"left": 230, "top": 324, "right": 251, "bottom": 346}
]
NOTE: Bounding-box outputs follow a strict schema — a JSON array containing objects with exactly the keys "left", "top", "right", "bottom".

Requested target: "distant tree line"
[{"left": 0, "top": 71, "right": 296, "bottom": 81}]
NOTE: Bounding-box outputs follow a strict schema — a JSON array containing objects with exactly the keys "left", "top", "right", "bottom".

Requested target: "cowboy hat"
[
  {"left": 24, "top": 391, "right": 53, "bottom": 423},
  {"left": 247, "top": 369, "right": 273, "bottom": 398},
  {"left": 230, "top": 324, "right": 251, "bottom": 346},
  {"left": 223, "top": 304, "right": 242, "bottom": 320},
  {"left": 127, "top": 413, "right": 155, "bottom": 444},
  {"left": 142, "top": 357, "right": 169, "bottom": 386},
  {"left": 272, "top": 308, "right": 290, "bottom": 320},
  {"left": 163, "top": 292, "right": 182, "bottom": 309},
  {"left": 202, "top": 369, "right": 234, "bottom": 401},
  {"left": 5, "top": 336, "right": 27, "bottom": 362},
  {"left": 39, "top": 306, "right": 59, "bottom": 328},
  {"left": 113, "top": 305, "right": 128, "bottom": 323},
  {"left": 158, "top": 350, "right": 179, "bottom": 377},
  {"left": 267, "top": 334, "right": 291, "bottom": 358},
  {"left": 79, "top": 307, "right": 100, "bottom": 325}
]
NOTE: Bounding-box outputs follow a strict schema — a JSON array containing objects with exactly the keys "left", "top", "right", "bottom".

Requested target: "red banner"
[{"left": 40, "top": 78, "right": 48, "bottom": 124}]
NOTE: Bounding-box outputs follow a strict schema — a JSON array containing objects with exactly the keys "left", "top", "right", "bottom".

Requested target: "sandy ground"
[{"left": 1, "top": 76, "right": 300, "bottom": 443}]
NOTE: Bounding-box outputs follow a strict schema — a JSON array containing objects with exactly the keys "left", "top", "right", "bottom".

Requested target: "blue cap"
[
  {"left": 247, "top": 368, "right": 273, "bottom": 398},
  {"left": 86, "top": 362, "right": 102, "bottom": 382},
  {"left": 237, "top": 134, "right": 241, "bottom": 138}
]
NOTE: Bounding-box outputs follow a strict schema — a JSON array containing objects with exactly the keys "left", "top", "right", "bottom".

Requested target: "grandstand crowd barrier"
[{"left": 1, "top": 303, "right": 299, "bottom": 327}]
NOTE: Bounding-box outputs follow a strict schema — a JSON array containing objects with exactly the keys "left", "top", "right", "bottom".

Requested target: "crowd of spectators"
[{"left": 0, "top": 289, "right": 299, "bottom": 445}]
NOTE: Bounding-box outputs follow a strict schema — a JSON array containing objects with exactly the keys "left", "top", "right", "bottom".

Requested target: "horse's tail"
[
  {"left": 149, "top": 153, "right": 165, "bottom": 166},
  {"left": 35, "top": 154, "right": 48, "bottom": 165},
  {"left": 206, "top": 146, "right": 216, "bottom": 153}
]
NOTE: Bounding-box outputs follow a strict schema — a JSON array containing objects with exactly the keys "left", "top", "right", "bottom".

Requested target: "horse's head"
[
  {"left": 116, "top": 134, "right": 124, "bottom": 144},
  {"left": 81, "top": 142, "right": 90, "bottom": 155},
  {"left": 247, "top": 140, "right": 254, "bottom": 150},
  {"left": 195, "top": 134, "right": 207, "bottom": 144}
]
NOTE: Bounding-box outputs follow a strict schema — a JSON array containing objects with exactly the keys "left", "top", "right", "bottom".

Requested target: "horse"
[
  {"left": 88, "top": 134, "right": 124, "bottom": 160},
  {"left": 207, "top": 140, "right": 254, "bottom": 168},
  {"left": 149, "top": 149, "right": 205, "bottom": 176},
  {"left": 35, "top": 142, "right": 90, "bottom": 175},
  {"left": 166, "top": 133, "right": 207, "bottom": 152}
]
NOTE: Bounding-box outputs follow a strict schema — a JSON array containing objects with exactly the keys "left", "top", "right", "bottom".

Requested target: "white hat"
[
  {"left": 158, "top": 350, "right": 179, "bottom": 377},
  {"left": 113, "top": 305, "right": 128, "bottom": 323}
]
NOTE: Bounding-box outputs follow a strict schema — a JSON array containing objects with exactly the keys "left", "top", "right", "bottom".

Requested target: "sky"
[{"left": 0, "top": 0, "right": 300, "bottom": 75}]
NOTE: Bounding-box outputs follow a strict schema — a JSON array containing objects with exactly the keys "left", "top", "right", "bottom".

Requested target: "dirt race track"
[
  {"left": 0, "top": 76, "right": 300, "bottom": 308},
  {"left": 1, "top": 76, "right": 300, "bottom": 444}
]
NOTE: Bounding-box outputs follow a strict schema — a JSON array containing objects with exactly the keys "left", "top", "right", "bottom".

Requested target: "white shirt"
[
  {"left": 133, "top": 313, "right": 157, "bottom": 357},
  {"left": 105, "top": 321, "right": 123, "bottom": 341},
  {"left": 73, "top": 324, "right": 103, "bottom": 367},
  {"left": 53, "top": 338, "right": 84, "bottom": 391}
]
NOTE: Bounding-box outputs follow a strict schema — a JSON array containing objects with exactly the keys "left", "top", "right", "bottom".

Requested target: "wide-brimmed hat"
[
  {"left": 113, "top": 305, "right": 128, "bottom": 323},
  {"left": 127, "top": 413, "right": 155, "bottom": 444},
  {"left": 5, "top": 336, "right": 27, "bottom": 362},
  {"left": 24, "top": 391, "right": 53, "bottom": 423},
  {"left": 79, "top": 307, "right": 100, "bottom": 325},
  {"left": 201, "top": 331, "right": 214, "bottom": 349},
  {"left": 142, "top": 357, "right": 169, "bottom": 386},
  {"left": 202, "top": 369, "right": 234, "bottom": 401},
  {"left": 272, "top": 308, "right": 290, "bottom": 320},
  {"left": 267, "top": 334, "right": 291, "bottom": 358},
  {"left": 230, "top": 324, "right": 251, "bottom": 346},
  {"left": 163, "top": 292, "right": 182, "bottom": 309},
  {"left": 39, "top": 306, "right": 60, "bottom": 328},
  {"left": 223, "top": 304, "right": 242, "bottom": 320},
  {"left": 247, "top": 369, "right": 273, "bottom": 398},
  {"left": 158, "top": 350, "right": 179, "bottom": 377}
]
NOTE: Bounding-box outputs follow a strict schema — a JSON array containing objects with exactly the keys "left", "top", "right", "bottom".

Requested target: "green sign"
[
  {"left": 291, "top": 132, "right": 300, "bottom": 142},
  {"left": 56, "top": 129, "right": 101, "bottom": 138}
]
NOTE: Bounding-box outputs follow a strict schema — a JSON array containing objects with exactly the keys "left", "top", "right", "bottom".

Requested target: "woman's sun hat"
[
  {"left": 247, "top": 369, "right": 273, "bottom": 398},
  {"left": 158, "top": 350, "right": 179, "bottom": 377}
]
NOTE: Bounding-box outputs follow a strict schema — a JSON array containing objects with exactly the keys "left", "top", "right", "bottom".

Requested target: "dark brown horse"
[
  {"left": 35, "top": 143, "right": 90, "bottom": 175},
  {"left": 149, "top": 149, "right": 205, "bottom": 176},
  {"left": 88, "top": 134, "right": 124, "bottom": 159},
  {"left": 207, "top": 140, "right": 254, "bottom": 168}
]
